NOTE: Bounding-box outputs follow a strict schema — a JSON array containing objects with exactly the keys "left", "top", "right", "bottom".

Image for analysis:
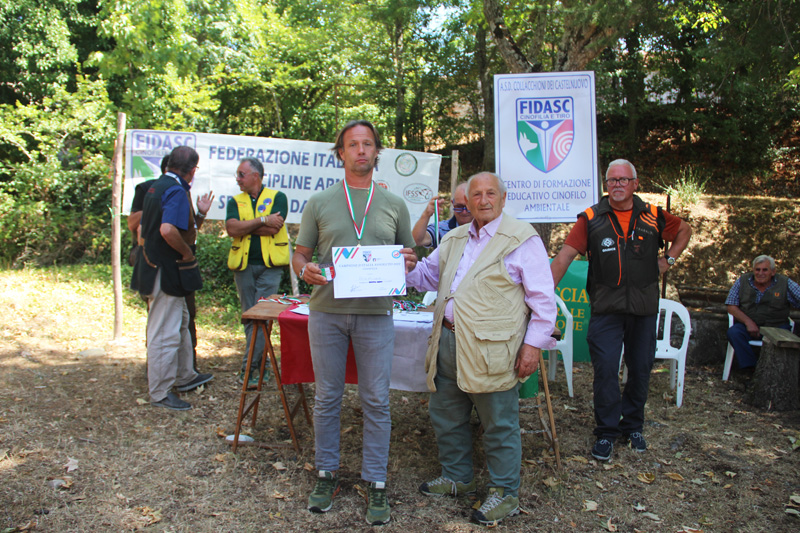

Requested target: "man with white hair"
[
  {"left": 726, "top": 255, "right": 800, "bottom": 370},
  {"left": 551, "top": 159, "right": 692, "bottom": 461},
  {"left": 403, "top": 171, "right": 556, "bottom": 526}
]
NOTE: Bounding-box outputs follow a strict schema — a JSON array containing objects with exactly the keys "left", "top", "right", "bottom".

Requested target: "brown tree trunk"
[
  {"left": 476, "top": 27, "right": 495, "bottom": 171},
  {"left": 747, "top": 330, "right": 800, "bottom": 411},
  {"left": 392, "top": 21, "right": 405, "bottom": 148}
]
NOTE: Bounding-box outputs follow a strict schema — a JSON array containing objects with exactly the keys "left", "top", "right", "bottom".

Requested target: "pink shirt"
[{"left": 407, "top": 214, "right": 556, "bottom": 350}]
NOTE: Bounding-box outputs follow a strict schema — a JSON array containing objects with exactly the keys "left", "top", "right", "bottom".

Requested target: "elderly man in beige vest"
[{"left": 401, "top": 172, "right": 556, "bottom": 527}]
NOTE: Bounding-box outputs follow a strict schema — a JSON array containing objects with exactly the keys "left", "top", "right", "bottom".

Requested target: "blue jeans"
[
  {"left": 588, "top": 313, "right": 657, "bottom": 440},
  {"left": 428, "top": 327, "right": 522, "bottom": 497},
  {"left": 727, "top": 321, "right": 792, "bottom": 369},
  {"left": 234, "top": 264, "right": 283, "bottom": 371},
  {"left": 308, "top": 311, "right": 394, "bottom": 483}
]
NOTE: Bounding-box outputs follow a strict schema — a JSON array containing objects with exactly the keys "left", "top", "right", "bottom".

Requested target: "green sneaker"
[
  {"left": 365, "top": 481, "right": 390, "bottom": 525},
  {"left": 419, "top": 475, "right": 477, "bottom": 497},
  {"left": 471, "top": 488, "right": 520, "bottom": 526},
  {"left": 308, "top": 470, "right": 340, "bottom": 513}
]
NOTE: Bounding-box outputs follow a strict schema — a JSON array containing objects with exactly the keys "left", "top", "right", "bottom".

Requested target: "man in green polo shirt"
[
  {"left": 293, "top": 120, "right": 415, "bottom": 525},
  {"left": 226, "top": 157, "right": 290, "bottom": 388}
]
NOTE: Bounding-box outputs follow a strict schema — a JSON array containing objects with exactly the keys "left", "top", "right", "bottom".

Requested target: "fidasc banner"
[
  {"left": 123, "top": 130, "right": 442, "bottom": 224},
  {"left": 494, "top": 72, "right": 599, "bottom": 223}
]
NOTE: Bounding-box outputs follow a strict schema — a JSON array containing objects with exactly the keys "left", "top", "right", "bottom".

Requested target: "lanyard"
[
  {"left": 342, "top": 180, "right": 374, "bottom": 243},
  {"left": 433, "top": 199, "right": 439, "bottom": 248}
]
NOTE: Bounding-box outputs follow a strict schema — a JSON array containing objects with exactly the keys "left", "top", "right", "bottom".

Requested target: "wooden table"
[
  {"left": 229, "top": 296, "right": 312, "bottom": 453},
  {"left": 229, "top": 295, "right": 562, "bottom": 468}
]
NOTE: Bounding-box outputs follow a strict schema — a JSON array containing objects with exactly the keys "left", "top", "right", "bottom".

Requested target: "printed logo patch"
[
  {"left": 601, "top": 238, "right": 614, "bottom": 248},
  {"left": 516, "top": 97, "right": 574, "bottom": 173},
  {"left": 257, "top": 198, "right": 273, "bottom": 213}
]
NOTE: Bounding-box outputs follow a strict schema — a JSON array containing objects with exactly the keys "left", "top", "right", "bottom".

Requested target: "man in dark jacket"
[
  {"left": 128, "top": 155, "right": 213, "bottom": 373},
  {"left": 131, "top": 146, "right": 213, "bottom": 410},
  {"left": 726, "top": 255, "right": 800, "bottom": 369},
  {"left": 551, "top": 159, "right": 692, "bottom": 461}
]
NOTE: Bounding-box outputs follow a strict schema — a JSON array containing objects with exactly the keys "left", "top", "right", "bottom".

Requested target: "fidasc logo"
[
  {"left": 403, "top": 183, "right": 433, "bottom": 204},
  {"left": 516, "top": 97, "right": 574, "bottom": 173},
  {"left": 130, "top": 130, "right": 197, "bottom": 178}
]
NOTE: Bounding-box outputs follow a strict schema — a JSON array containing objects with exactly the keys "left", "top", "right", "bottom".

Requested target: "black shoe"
[
  {"left": 591, "top": 438, "right": 614, "bottom": 461},
  {"left": 151, "top": 392, "right": 191, "bottom": 411},
  {"left": 176, "top": 373, "right": 214, "bottom": 392},
  {"left": 625, "top": 432, "right": 647, "bottom": 452}
]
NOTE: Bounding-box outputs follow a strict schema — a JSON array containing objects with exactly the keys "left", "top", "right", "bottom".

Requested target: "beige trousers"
[{"left": 145, "top": 269, "right": 197, "bottom": 401}]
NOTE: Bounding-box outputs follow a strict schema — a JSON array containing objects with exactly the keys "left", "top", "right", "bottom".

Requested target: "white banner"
[
  {"left": 494, "top": 72, "right": 599, "bottom": 223},
  {"left": 123, "top": 130, "right": 442, "bottom": 224}
]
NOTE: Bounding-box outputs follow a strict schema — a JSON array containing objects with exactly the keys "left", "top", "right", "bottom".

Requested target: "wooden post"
[
  {"left": 111, "top": 113, "right": 126, "bottom": 340},
  {"left": 450, "top": 149, "right": 459, "bottom": 194},
  {"left": 747, "top": 327, "right": 800, "bottom": 411}
]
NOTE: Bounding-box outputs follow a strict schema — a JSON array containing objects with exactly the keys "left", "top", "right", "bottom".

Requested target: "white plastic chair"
[
  {"left": 545, "top": 295, "right": 574, "bottom": 397},
  {"left": 621, "top": 299, "right": 691, "bottom": 407},
  {"left": 723, "top": 314, "right": 794, "bottom": 381},
  {"left": 422, "top": 291, "right": 437, "bottom": 307}
]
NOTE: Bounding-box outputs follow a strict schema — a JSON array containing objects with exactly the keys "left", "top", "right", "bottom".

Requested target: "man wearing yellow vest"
[
  {"left": 226, "top": 157, "right": 290, "bottom": 387},
  {"left": 401, "top": 172, "right": 557, "bottom": 527}
]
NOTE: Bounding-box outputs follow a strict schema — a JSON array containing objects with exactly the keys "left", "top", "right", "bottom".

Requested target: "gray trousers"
[
  {"left": 308, "top": 311, "right": 394, "bottom": 483},
  {"left": 234, "top": 264, "right": 282, "bottom": 371}
]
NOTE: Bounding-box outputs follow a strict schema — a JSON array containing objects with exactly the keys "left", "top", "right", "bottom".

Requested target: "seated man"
[
  {"left": 411, "top": 182, "right": 472, "bottom": 249},
  {"left": 726, "top": 254, "right": 800, "bottom": 370}
]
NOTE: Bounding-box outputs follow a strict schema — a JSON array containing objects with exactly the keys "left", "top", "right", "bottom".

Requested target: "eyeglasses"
[
  {"left": 451, "top": 204, "right": 470, "bottom": 213},
  {"left": 235, "top": 170, "right": 250, "bottom": 179},
  {"left": 605, "top": 177, "right": 635, "bottom": 185}
]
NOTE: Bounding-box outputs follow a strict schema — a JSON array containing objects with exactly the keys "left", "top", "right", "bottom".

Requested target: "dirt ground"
[{"left": 3, "top": 194, "right": 800, "bottom": 532}]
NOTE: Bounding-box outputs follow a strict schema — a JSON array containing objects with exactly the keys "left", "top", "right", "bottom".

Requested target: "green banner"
[
  {"left": 553, "top": 259, "right": 590, "bottom": 363},
  {"left": 521, "top": 259, "right": 590, "bottom": 399}
]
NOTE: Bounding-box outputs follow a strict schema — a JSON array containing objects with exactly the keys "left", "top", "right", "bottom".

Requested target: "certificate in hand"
[{"left": 332, "top": 245, "right": 406, "bottom": 299}]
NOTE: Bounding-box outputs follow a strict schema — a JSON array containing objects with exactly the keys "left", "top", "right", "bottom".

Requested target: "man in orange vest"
[
  {"left": 226, "top": 157, "right": 290, "bottom": 388},
  {"left": 551, "top": 159, "right": 691, "bottom": 461}
]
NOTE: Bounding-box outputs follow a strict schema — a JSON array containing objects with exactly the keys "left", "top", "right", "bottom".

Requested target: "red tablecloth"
[{"left": 278, "top": 306, "right": 359, "bottom": 385}]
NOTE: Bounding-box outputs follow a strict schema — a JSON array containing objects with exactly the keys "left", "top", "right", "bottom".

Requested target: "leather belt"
[{"left": 442, "top": 318, "right": 455, "bottom": 332}]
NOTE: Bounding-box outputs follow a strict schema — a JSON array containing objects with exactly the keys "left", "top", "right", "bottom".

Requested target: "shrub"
[
  {"left": 656, "top": 166, "right": 708, "bottom": 211},
  {"left": 0, "top": 77, "right": 116, "bottom": 266}
]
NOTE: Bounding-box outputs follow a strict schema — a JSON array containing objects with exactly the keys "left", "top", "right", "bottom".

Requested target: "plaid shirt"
[{"left": 725, "top": 275, "right": 800, "bottom": 307}]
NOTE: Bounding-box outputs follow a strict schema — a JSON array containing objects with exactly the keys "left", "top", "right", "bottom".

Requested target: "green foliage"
[
  {"left": 0, "top": 76, "right": 115, "bottom": 265},
  {"left": 195, "top": 231, "right": 238, "bottom": 309},
  {"left": 592, "top": 0, "right": 800, "bottom": 181},
  {"left": 92, "top": 0, "right": 221, "bottom": 130},
  {"left": 0, "top": 0, "right": 83, "bottom": 104}
]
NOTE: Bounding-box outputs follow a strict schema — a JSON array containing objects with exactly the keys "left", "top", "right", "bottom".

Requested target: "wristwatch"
[
  {"left": 665, "top": 254, "right": 676, "bottom": 266},
  {"left": 298, "top": 265, "right": 306, "bottom": 279}
]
